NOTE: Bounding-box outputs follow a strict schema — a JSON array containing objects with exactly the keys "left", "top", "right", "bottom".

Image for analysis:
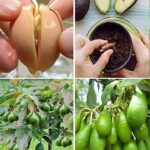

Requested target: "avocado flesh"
[
  {"left": 114, "top": 0, "right": 137, "bottom": 14},
  {"left": 75, "top": 0, "right": 90, "bottom": 21},
  {"left": 95, "top": 0, "right": 111, "bottom": 14}
]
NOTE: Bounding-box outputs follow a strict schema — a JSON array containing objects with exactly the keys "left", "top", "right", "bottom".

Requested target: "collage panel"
[
  {"left": 0, "top": 0, "right": 150, "bottom": 150},
  {"left": 75, "top": 79, "right": 150, "bottom": 150},
  {"left": 75, "top": 0, "right": 150, "bottom": 78},
  {"left": 0, "top": 79, "right": 73, "bottom": 150},
  {"left": 0, "top": 0, "right": 73, "bottom": 78}
]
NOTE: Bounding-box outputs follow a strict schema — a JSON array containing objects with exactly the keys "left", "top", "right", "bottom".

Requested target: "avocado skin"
[
  {"left": 114, "top": 0, "right": 137, "bottom": 14},
  {"left": 75, "top": 0, "right": 90, "bottom": 21}
]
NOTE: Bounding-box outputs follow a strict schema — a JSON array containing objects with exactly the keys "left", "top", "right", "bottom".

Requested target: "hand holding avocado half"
[
  {"left": 75, "top": 32, "right": 150, "bottom": 78},
  {"left": 0, "top": 0, "right": 73, "bottom": 73},
  {"left": 112, "top": 32, "right": 150, "bottom": 77},
  {"left": 75, "top": 34, "right": 113, "bottom": 77}
]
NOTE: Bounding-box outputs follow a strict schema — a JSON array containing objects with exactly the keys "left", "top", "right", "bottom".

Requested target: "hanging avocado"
[
  {"left": 75, "top": 0, "right": 90, "bottom": 21},
  {"left": 114, "top": 0, "right": 137, "bottom": 14},
  {"left": 95, "top": 0, "right": 111, "bottom": 14}
]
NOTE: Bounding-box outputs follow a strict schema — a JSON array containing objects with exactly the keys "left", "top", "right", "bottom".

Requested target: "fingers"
[
  {"left": 21, "top": 0, "right": 31, "bottom": 5},
  {"left": 139, "top": 31, "right": 149, "bottom": 48},
  {"left": 49, "top": 0, "right": 73, "bottom": 20},
  {"left": 82, "top": 39, "right": 108, "bottom": 56},
  {"left": 94, "top": 49, "right": 113, "bottom": 70},
  {"left": 0, "top": 0, "right": 22, "bottom": 21},
  {"left": 0, "top": 22, "right": 10, "bottom": 35},
  {"left": 111, "top": 69, "right": 134, "bottom": 77},
  {"left": 0, "top": 32, "right": 18, "bottom": 72},
  {"left": 131, "top": 34, "right": 148, "bottom": 62},
  {"left": 75, "top": 34, "right": 89, "bottom": 50},
  {"left": 59, "top": 27, "right": 73, "bottom": 59}
]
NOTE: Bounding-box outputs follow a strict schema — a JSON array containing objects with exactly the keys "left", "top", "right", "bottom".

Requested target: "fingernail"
[{"left": 0, "top": 0, "right": 21, "bottom": 13}]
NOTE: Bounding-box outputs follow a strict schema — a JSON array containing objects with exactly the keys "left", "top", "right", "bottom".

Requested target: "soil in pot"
[{"left": 89, "top": 22, "right": 134, "bottom": 73}]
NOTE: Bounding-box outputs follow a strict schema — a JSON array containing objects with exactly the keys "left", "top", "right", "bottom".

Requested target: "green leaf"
[
  {"left": 75, "top": 100, "right": 87, "bottom": 112},
  {"left": 121, "top": 79, "right": 142, "bottom": 87},
  {"left": 32, "top": 129, "right": 44, "bottom": 140},
  {"left": 101, "top": 80, "right": 118, "bottom": 104},
  {"left": 87, "top": 80, "right": 97, "bottom": 108},
  {"left": 43, "top": 86, "right": 50, "bottom": 91},
  {"left": 138, "top": 80, "right": 150, "bottom": 92},
  {"left": 64, "top": 83, "right": 70, "bottom": 89}
]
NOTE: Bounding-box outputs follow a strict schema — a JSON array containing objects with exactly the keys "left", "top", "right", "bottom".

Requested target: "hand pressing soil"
[{"left": 90, "top": 22, "right": 133, "bottom": 72}]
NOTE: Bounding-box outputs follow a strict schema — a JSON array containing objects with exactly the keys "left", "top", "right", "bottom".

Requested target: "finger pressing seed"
[{"left": 100, "top": 42, "right": 115, "bottom": 52}]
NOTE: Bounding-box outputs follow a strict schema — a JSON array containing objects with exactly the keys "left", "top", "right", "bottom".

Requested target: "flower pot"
[{"left": 87, "top": 17, "right": 138, "bottom": 74}]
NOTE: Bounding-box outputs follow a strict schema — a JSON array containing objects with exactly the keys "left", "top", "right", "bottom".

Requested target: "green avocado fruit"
[
  {"left": 35, "top": 143, "right": 44, "bottom": 150},
  {"left": 123, "top": 140, "right": 138, "bottom": 150},
  {"left": 29, "top": 113, "right": 39, "bottom": 126},
  {"left": 8, "top": 112, "right": 18, "bottom": 123},
  {"left": 95, "top": 109, "right": 112, "bottom": 137},
  {"left": 61, "top": 136, "right": 70, "bottom": 147},
  {"left": 108, "top": 119, "right": 118, "bottom": 144},
  {"left": 137, "top": 140, "right": 147, "bottom": 150},
  {"left": 90, "top": 125, "right": 106, "bottom": 150},
  {"left": 75, "top": 124, "right": 92, "bottom": 150},
  {"left": 75, "top": 113, "right": 81, "bottom": 133},
  {"left": 127, "top": 89, "right": 148, "bottom": 128},
  {"left": 133, "top": 122, "right": 148, "bottom": 141},
  {"left": 56, "top": 136, "right": 63, "bottom": 146},
  {"left": 145, "top": 136, "right": 150, "bottom": 150},
  {"left": 3, "top": 111, "right": 10, "bottom": 122},
  {"left": 116, "top": 111, "right": 132, "bottom": 143},
  {"left": 112, "top": 141, "right": 122, "bottom": 150}
]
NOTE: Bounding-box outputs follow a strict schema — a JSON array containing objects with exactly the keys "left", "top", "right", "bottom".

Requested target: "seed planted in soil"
[
  {"left": 100, "top": 42, "right": 116, "bottom": 52},
  {"left": 90, "top": 23, "right": 132, "bottom": 72}
]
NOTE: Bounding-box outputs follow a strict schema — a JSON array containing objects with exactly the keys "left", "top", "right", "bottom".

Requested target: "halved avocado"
[
  {"left": 114, "top": 0, "right": 137, "bottom": 14},
  {"left": 95, "top": 0, "right": 111, "bottom": 14},
  {"left": 75, "top": 0, "right": 90, "bottom": 21}
]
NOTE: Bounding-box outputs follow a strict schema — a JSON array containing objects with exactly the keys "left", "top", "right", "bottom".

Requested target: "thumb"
[
  {"left": 59, "top": 27, "right": 73, "bottom": 59},
  {"left": 111, "top": 69, "right": 134, "bottom": 77},
  {"left": 94, "top": 50, "right": 113, "bottom": 70},
  {"left": 0, "top": 0, "right": 22, "bottom": 21}
]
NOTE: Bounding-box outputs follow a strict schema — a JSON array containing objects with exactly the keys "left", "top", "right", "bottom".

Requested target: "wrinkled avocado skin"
[{"left": 75, "top": 0, "right": 90, "bottom": 21}]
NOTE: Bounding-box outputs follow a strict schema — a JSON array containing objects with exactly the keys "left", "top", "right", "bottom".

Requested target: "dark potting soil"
[{"left": 90, "top": 23, "right": 132, "bottom": 72}]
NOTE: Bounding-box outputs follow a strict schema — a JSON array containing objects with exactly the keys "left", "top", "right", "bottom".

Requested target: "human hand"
[
  {"left": 112, "top": 32, "right": 150, "bottom": 77},
  {"left": 75, "top": 35, "right": 113, "bottom": 77},
  {"left": 49, "top": 0, "right": 73, "bottom": 20},
  {"left": 50, "top": 0, "right": 73, "bottom": 59},
  {"left": 0, "top": 0, "right": 22, "bottom": 73},
  {"left": 0, "top": 0, "right": 73, "bottom": 74}
]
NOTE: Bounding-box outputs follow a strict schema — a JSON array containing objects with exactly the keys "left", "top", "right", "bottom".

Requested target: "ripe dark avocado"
[
  {"left": 114, "top": 0, "right": 137, "bottom": 14},
  {"left": 75, "top": 0, "right": 90, "bottom": 21}
]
